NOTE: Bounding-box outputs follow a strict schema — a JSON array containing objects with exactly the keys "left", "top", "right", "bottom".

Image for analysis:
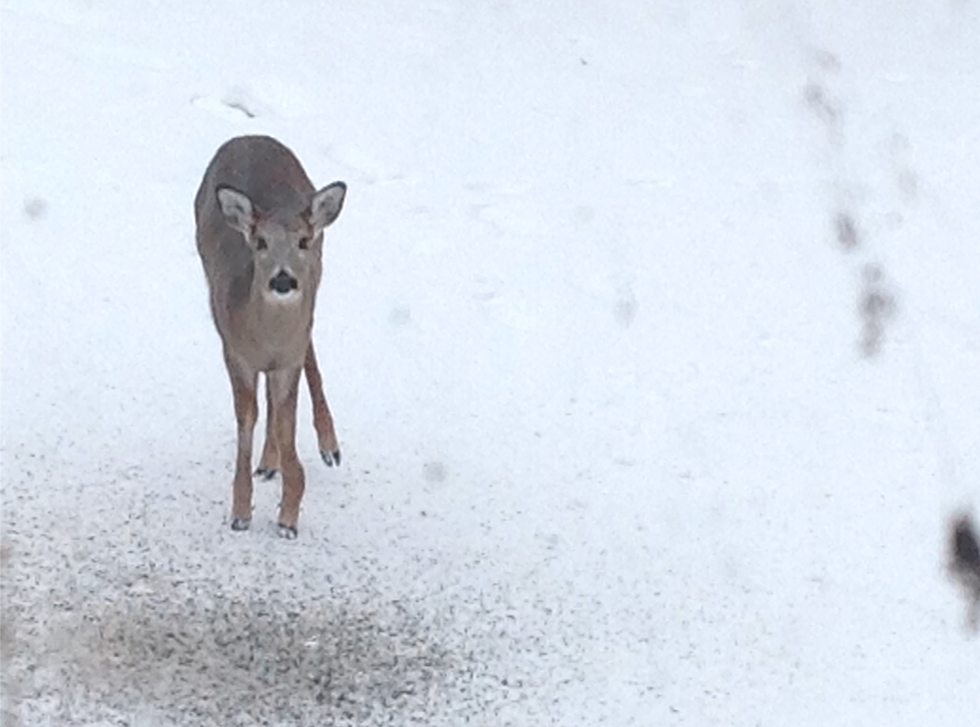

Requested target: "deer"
[{"left": 194, "top": 135, "right": 347, "bottom": 538}]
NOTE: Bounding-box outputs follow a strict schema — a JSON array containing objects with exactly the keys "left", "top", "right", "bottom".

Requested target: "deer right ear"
[
  {"left": 309, "top": 182, "right": 347, "bottom": 233},
  {"left": 216, "top": 186, "right": 255, "bottom": 234}
]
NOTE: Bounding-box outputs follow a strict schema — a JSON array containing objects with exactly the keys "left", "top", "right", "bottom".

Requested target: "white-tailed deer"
[{"left": 195, "top": 135, "right": 347, "bottom": 538}]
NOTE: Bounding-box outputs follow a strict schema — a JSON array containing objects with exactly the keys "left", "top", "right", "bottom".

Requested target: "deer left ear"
[
  {"left": 216, "top": 186, "right": 255, "bottom": 235},
  {"left": 309, "top": 182, "right": 347, "bottom": 233}
]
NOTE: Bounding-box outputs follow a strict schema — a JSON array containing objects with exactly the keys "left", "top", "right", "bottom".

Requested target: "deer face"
[{"left": 216, "top": 183, "right": 346, "bottom": 305}]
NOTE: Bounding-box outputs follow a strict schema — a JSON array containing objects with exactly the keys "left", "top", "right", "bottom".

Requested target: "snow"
[{"left": 2, "top": 0, "right": 979, "bottom": 724}]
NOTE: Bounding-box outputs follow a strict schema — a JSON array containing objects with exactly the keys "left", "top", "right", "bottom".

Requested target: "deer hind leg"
[
  {"left": 268, "top": 366, "right": 305, "bottom": 538},
  {"left": 225, "top": 353, "right": 258, "bottom": 531},
  {"left": 255, "top": 376, "right": 280, "bottom": 480},
  {"left": 305, "top": 343, "right": 341, "bottom": 466}
]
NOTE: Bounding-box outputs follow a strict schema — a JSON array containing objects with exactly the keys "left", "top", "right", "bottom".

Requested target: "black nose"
[{"left": 269, "top": 270, "right": 298, "bottom": 294}]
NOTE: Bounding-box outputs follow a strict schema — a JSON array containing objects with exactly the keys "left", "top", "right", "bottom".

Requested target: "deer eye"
[
  {"left": 255, "top": 236, "right": 268, "bottom": 251},
  {"left": 298, "top": 236, "right": 310, "bottom": 251}
]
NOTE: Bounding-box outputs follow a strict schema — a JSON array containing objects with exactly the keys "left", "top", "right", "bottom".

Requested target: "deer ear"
[
  {"left": 309, "top": 182, "right": 347, "bottom": 233},
  {"left": 216, "top": 186, "right": 255, "bottom": 234}
]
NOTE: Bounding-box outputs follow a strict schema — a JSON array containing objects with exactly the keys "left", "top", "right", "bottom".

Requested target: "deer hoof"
[
  {"left": 254, "top": 467, "right": 278, "bottom": 480},
  {"left": 321, "top": 449, "right": 341, "bottom": 467},
  {"left": 277, "top": 523, "right": 298, "bottom": 539},
  {"left": 231, "top": 517, "right": 251, "bottom": 531}
]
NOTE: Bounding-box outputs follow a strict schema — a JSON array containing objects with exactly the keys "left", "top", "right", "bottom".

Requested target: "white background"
[{"left": 2, "top": 1, "right": 978, "bottom": 724}]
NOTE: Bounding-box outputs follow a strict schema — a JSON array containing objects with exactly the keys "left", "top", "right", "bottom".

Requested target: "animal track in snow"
[
  {"left": 857, "top": 264, "right": 897, "bottom": 358},
  {"left": 613, "top": 285, "right": 637, "bottom": 329},
  {"left": 834, "top": 210, "right": 860, "bottom": 251},
  {"left": 802, "top": 46, "right": 910, "bottom": 358}
]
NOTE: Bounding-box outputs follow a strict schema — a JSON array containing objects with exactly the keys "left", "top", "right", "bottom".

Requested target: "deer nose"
[{"left": 269, "top": 270, "right": 298, "bottom": 294}]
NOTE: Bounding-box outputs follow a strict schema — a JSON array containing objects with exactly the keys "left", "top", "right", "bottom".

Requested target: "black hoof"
[
  {"left": 231, "top": 517, "right": 251, "bottom": 531},
  {"left": 277, "top": 523, "right": 298, "bottom": 539},
  {"left": 255, "top": 467, "right": 278, "bottom": 480},
  {"left": 321, "top": 449, "right": 341, "bottom": 467}
]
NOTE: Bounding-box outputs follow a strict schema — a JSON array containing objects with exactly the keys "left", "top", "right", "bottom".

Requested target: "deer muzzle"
[{"left": 269, "top": 269, "right": 299, "bottom": 295}]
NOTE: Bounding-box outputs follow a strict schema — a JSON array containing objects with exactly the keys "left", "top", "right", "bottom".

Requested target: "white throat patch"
[{"left": 263, "top": 288, "right": 303, "bottom": 306}]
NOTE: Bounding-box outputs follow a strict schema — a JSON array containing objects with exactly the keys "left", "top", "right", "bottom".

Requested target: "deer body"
[{"left": 195, "top": 135, "right": 347, "bottom": 537}]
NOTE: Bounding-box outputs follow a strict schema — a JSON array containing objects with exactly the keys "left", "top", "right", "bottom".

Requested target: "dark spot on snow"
[
  {"left": 953, "top": 517, "right": 980, "bottom": 570},
  {"left": 834, "top": 211, "right": 859, "bottom": 251},
  {"left": 23, "top": 197, "right": 47, "bottom": 220},
  {"left": 613, "top": 284, "right": 637, "bottom": 328},
  {"left": 811, "top": 48, "right": 841, "bottom": 73},
  {"left": 804, "top": 81, "right": 839, "bottom": 127},
  {"left": 948, "top": 513, "right": 980, "bottom": 632},
  {"left": 857, "top": 264, "right": 897, "bottom": 358},
  {"left": 614, "top": 291, "right": 637, "bottom": 328},
  {"left": 888, "top": 133, "right": 919, "bottom": 202},
  {"left": 573, "top": 205, "right": 594, "bottom": 226},
  {"left": 423, "top": 461, "right": 447, "bottom": 483},
  {"left": 388, "top": 305, "right": 411, "bottom": 327},
  {"left": 896, "top": 167, "right": 919, "bottom": 201}
]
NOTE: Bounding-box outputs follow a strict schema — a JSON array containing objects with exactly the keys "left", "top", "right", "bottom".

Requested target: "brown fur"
[{"left": 195, "top": 135, "right": 346, "bottom": 536}]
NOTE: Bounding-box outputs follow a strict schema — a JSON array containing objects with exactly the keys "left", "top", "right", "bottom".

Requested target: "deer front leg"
[
  {"left": 225, "top": 353, "right": 258, "bottom": 531},
  {"left": 255, "top": 375, "right": 280, "bottom": 480},
  {"left": 268, "top": 366, "right": 305, "bottom": 538},
  {"left": 305, "top": 343, "right": 341, "bottom": 466}
]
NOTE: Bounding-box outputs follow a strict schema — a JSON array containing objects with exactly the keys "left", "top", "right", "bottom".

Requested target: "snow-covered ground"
[{"left": 2, "top": 1, "right": 979, "bottom": 724}]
